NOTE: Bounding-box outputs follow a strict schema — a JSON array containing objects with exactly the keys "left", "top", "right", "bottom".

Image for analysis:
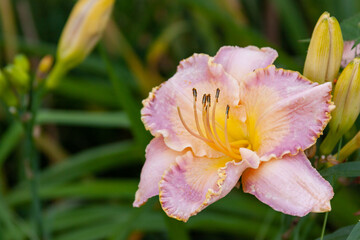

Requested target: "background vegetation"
[{"left": 0, "top": 0, "right": 360, "bottom": 239}]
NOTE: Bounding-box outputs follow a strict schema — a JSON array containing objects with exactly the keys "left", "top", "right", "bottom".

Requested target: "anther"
[
  {"left": 207, "top": 94, "right": 211, "bottom": 107},
  {"left": 215, "top": 88, "right": 220, "bottom": 102},
  {"left": 202, "top": 94, "right": 207, "bottom": 107},
  {"left": 226, "top": 105, "right": 230, "bottom": 119},
  {"left": 192, "top": 88, "right": 197, "bottom": 101}
]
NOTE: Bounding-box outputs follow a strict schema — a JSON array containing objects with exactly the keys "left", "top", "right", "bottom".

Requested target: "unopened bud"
[
  {"left": 320, "top": 58, "right": 360, "bottom": 154},
  {"left": 58, "top": 0, "right": 114, "bottom": 68},
  {"left": 36, "top": 55, "right": 54, "bottom": 81},
  {"left": 46, "top": 0, "right": 115, "bottom": 89},
  {"left": 331, "top": 58, "right": 360, "bottom": 132},
  {"left": 0, "top": 70, "right": 17, "bottom": 107},
  {"left": 304, "top": 12, "right": 343, "bottom": 84},
  {"left": 14, "top": 54, "right": 30, "bottom": 72},
  {"left": 4, "top": 64, "right": 30, "bottom": 90}
]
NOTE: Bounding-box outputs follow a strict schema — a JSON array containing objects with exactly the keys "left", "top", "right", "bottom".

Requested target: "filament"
[
  {"left": 192, "top": 88, "right": 205, "bottom": 138},
  {"left": 177, "top": 88, "right": 246, "bottom": 160}
]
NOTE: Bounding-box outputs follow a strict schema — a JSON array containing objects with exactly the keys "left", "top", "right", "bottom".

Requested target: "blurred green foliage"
[{"left": 0, "top": 0, "right": 359, "bottom": 239}]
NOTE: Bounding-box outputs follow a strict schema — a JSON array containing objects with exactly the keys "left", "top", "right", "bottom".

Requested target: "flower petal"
[
  {"left": 242, "top": 152, "right": 334, "bottom": 216},
  {"left": 141, "top": 54, "right": 240, "bottom": 157},
  {"left": 241, "top": 65, "right": 334, "bottom": 161},
  {"left": 213, "top": 46, "right": 278, "bottom": 83},
  {"left": 159, "top": 152, "right": 259, "bottom": 222},
  {"left": 133, "top": 136, "right": 183, "bottom": 207},
  {"left": 341, "top": 40, "right": 360, "bottom": 68}
]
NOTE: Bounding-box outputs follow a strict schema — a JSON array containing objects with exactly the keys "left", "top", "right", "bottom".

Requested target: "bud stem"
[
  {"left": 319, "top": 128, "right": 342, "bottom": 155},
  {"left": 335, "top": 131, "right": 360, "bottom": 161},
  {"left": 45, "top": 62, "right": 68, "bottom": 89}
]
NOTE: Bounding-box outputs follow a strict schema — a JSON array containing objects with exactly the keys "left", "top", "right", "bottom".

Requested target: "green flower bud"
[
  {"left": 14, "top": 54, "right": 30, "bottom": 72},
  {"left": 0, "top": 70, "right": 17, "bottom": 107},
  {"left": 4, "top": 64, "right": 30, "bottom": 90}
]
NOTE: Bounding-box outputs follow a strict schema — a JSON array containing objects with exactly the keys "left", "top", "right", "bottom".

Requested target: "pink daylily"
[{"left": 133, "top": 46, "right": 334, "bottom": 222}]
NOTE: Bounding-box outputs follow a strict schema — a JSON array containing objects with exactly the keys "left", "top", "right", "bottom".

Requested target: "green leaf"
[
  {"left": 46, "top": 205, "right": 132, "bottom": 233},
  {"left": 271, "top": 0, "right": 308, "bottom": 54},
  {"left": 179, "top": 0, "right": 301, "bottom": 71},
  {"left": 146, "top": 21, "right": 188, "bottom": 65},
  {"left": 40, "top": 141, "right": 141, "bottom": 186},
  {"left": 0, "top": 122, "right": 23, "bottom": 167},
  {"left": 164, "top": 216, "right": 190, "bottom": 240},
  {"left": 54, "top": 77, "right": 118, "bottom": 108},
  {"left": 347, "top": 221, "right": 360, "bottom": 240},
  {"left": 341, "top": 13, "right": 360, "bottom": 41},
  {"left": 53, "top": 219, "right": 125, "bottom": 240},
  {"left": 320, "top": 162, "right": 360, "bottom": 177},
  {"left": 7, "top": 141, "right": 142, "bottom": 207},
  {"left": 49, "top": 205, "right": 152, "bottom": 240},
  {"left": 36, "top": 110, "right": 130, "bottom": 128},
  {"left": 0, "top": 193, "right": 35, "bottom": 240},
  {"left": 6, "top": 180, "right": 138, "bottom": 206},
  {"left": 99, "top": 44, "right": 149, "bottom": 148},
  {"left": 316, "top": 224, "right": 355, "bottom": 240}
]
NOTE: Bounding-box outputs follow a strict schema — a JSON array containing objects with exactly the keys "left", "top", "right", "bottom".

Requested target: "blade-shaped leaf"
[
  {"left": 341, "top": 13, "right": 360, "bottom": 41},
  {"left": 36, "top": 110, "right": 130, "bottom": 128},
  {"left": 316, "top": 224, "right": 355, "bottom": 240},
  {"left": 320, "top": 162, "right": 360, "bottom": 177},
  {"left": 347, "top": 221, "right": 360, "bottom": 240}
]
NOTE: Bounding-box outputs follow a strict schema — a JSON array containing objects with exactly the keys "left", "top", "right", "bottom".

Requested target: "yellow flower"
[{"left": 303, "top": 12, "right": 343, "bottom": 84}]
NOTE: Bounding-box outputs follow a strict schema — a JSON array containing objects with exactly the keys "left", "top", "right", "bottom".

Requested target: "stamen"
[
  {"left": 177, "top": 106, "right": 210, "bottom": 143},
  {"left": 192, "top": 88, "right": 205, "bottom": 137},
  {"left": 226, "top": 105, "right": 230, "bottom": 119},
  {"left": 204, "top": 100, "right": 224, "bottom": 152},
  {"left": 211, "top": 89, "right": 227, "bottom": 150},
  {"left": 192, "top": 88, "right": 197, "bottom": 101},
  {"left": 202, "top": 105, "right": 213, "bottom": 140},
  {"left": 215, "top": 88, "right": 220, "bottom": 102},
  {"left": 206, "top": 94, "right": 211, "bottom": 107},
  {"left": 224, "top": 105, "right": 234, "bottom": 154},
  {"left": 203, "top": 101, "right": 239, "bottom": 157},
  {"left": 202, "top": 94, "right": 207, "bottom": 107},
  {"left": 177, "top": 90, "right": 243, "bottom": 160}
]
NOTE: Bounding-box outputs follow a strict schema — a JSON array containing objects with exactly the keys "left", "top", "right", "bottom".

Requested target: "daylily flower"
[{"left": 134, "top": 46, "right": 335, "bottom": 222}]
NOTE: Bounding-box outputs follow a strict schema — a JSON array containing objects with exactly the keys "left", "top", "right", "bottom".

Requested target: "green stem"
[
  {"left": 336, "top": 131, "right": 360, "bottom": 161},
  {"left": 45, "top": 61, "right": 67, "bottom": 89},
  {"left": 24, "top": 85, "right": 46, "bottom": 239},
  {"left": 320, "top": 212, "right": 328, "bottom": 240},
  {"left": 320, "top": 137, "right": 342, "bottom": 240},
  {"left": 319, "top": 128, "right": 342, "bottom": 155}
]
